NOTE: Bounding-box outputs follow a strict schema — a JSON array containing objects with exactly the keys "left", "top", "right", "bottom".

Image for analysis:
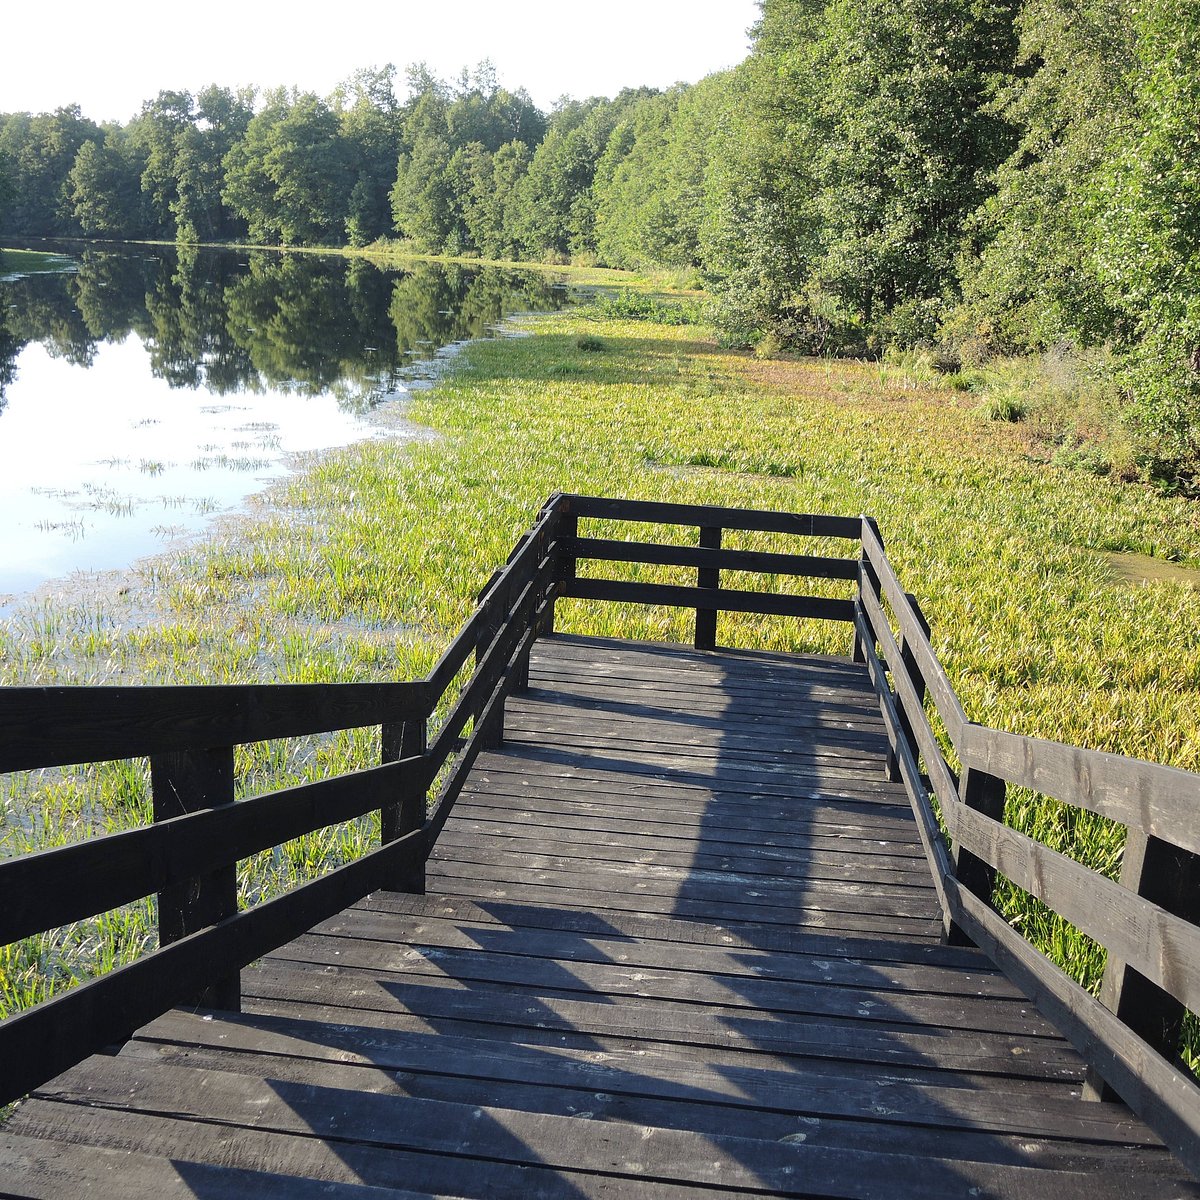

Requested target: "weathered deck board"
[{"left": 5, "top": 634, "right": 1197, "bottom": 1198}]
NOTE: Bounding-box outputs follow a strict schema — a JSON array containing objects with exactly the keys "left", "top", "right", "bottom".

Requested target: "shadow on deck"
[{"left": 4, "top": 635, "right": 1190, "bottom": 1198}]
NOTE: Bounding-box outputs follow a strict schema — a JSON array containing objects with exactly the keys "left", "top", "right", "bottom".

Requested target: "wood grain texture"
[{"left": 8, "top": 634, "right": 1193, "bottom": 1198}]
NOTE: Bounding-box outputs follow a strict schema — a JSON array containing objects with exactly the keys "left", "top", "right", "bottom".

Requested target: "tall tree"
[
  {"left": 336, "top": 66, "right": 402, "bottom": 246},
  {"left": 960, "top": 0, "right": 1131, "bottom": 352},
  {"left": 67, "top": 130, "right": 144, "bottom": 236},
  {"left": 223, "top": 89, "right": 351, "bottom": 244},
  {"left": 0, "top": 106, "right": 103, "bottom": 235},
  {"left": 1090, "top": 0, "right": 1200, "bottom": 460},
  {"left": 812, "top": 0, "right": 1020, "bottom": 339}
]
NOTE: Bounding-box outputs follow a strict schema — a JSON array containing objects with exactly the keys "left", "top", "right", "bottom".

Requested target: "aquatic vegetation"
[{"left": 1, "top": 298, "right": 1198, "bottom": 1066}]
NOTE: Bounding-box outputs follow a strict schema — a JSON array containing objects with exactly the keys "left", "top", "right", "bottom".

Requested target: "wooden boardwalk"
[{"left": 3, "top": 634, "right": 1193, "bottom": 1198}]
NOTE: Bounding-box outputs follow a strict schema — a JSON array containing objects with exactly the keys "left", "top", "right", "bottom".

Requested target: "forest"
[{"left": 1, "top": 0, "right": 1197, "bottom": 486}]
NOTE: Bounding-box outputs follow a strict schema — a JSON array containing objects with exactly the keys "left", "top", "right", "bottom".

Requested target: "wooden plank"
[
  {"left": 503, "top": 707, "right": 891, "bottom": 759},
  {"left": 858, "top": 578, "right": 962, "bottom": 819},
  {"left": 510, "top": 690, "right": 889, "bottom": 741},
  {"left": 3, "top": 1101, "right": 705, "bottom": 1200},
  {"left": 450, "top": 795, "right": 927, "bottom": 857},
  {"left": 380, "top": 718, "right": 427, "bottom": 894},
  {"left": 0, "top": 680, "right": 428, "bottom": 773},
  {"left": 310, "top": 907, "right": 1020, "bottom": 997},
  {"left": 945, "top": 766, "right": 1008, "bottom": 947},
  {"left": 424, "top": 860, "right": 941, "bottom": 929},
  {"left": 150, "top": 746, "right": 238, "bottom": 1010},
  {"left": 0, "top": 1133, "right": 428, "bottom": 1200},
  {"left": 524, "top": 653, "right": 884, "bottom": 698},
  {"left": 855, "top": 607, "right": 956, "bottom": 926},
  {"left": 693, "top": 524, "right": 720, "bottom": 650},
  {"left": 562, "top": 575, "right": 855, "bottom": 623},
  {"left": 563, "top": 493, "right": 864, "bottom": 540},
  {"left": 489, "top": 740, "right": 913, "bottom": 797},
  {"left": 571, "top": 535, "right": 861, "bottom": 581},
  {"left": 131, "top": 1009, "right": 1139, "bottom": 1145},
  {"left": 458, "top": 763, "right": 913, "bottom": 822},
  {"left": 35, "top": 1056, "right": 1123, "bottom": 1195},
  {"left": 426, "top": 846, "right": 939, "bottom": 917},
  {"left": 960, "top": 723, "right": 1200, "bottom": 857},
  {"left": 118, "top": 1038, "right": 1175, "bottom": 1172},
  {"left": 460, "top": 764, "right": 921, "bottom": 820},
  {"left": 22, "top": 1065, "right": 1179, "bottom": 1200},
  {"left": 265, "top": 931, "right": 1053, "bottom": 1036},
  {"left": 433, "top": 822, "right": 933, "bottom": 881},
  {"left": 358, "top": 891, "right": 993, "bottom": 969},
  {"left": 859, "top": 522, "right": 967, "bottom": 743}
]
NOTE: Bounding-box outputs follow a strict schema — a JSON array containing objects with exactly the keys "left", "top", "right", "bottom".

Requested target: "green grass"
[
  {"left": 2, "top": 294, "right": 1198, "bottom": 1067},
  {"left": 0, "top": 248, "right": 75, "bottom": 277}
]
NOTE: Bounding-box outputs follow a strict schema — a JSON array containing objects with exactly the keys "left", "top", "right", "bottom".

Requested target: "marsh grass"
[{"left": 1, "top": 292, "right": 1198, "bottom": 1067}]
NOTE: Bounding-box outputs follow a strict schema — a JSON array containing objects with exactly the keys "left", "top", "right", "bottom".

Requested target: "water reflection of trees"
[{"left": 0, "top": 246, "right": 569, "bottom": 410}]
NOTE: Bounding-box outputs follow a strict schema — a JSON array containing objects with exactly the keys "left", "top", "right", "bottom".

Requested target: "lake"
[{"left": 0, "top": 243, "right": 569, "bottom": 608}]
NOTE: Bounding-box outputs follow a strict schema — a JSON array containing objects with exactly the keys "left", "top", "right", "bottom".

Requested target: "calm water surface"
[{"left": 0, "top": 244, "right": 568, "bottom": 603}]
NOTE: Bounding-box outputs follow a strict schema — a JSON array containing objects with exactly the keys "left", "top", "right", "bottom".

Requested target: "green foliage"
[
  {"left": 961, "top": 0, "right": 1131, "bottom": 353},
  {"left": 67, "top": 133, "right": 143, "bottom": 237},
  {"left": 595, "top": 288, "right": 704, "bottom": 325},
  {"left": 223, "top": 89, "right": 350, "bottom": 244},
  {"left": 0, "top": 105, "right": 104, "bottom": 236}
]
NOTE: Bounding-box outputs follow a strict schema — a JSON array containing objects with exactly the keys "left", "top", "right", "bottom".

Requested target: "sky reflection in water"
[{"left": 0, "top": 245, "right": 567, "bottom": 601}]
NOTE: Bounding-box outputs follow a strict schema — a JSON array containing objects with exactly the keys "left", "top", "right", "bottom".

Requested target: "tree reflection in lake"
[
  {"left": 0, "top": 243, "right": 568, "bottom": 407},
  {"left": 0, "top": 244, "right": 569, "bottom": 600}
]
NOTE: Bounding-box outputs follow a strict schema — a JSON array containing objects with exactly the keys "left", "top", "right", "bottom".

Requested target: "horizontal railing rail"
[
  {"left": 1, "top": 490, "right": 1197, "bottom": 1177},
  {"left": 0, "top": 492, "right": 565, "bottom": 1110},
  {"left": 854, "top": 519, "right": 1200, "bottom": 1178}
]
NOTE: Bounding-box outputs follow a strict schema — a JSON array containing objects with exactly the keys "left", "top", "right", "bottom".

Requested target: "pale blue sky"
[{"left": 5, "top": 1, "right": 759, "bottom": 121}]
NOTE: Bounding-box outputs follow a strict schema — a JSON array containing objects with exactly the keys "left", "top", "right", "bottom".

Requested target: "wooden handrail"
[
  {"left": 852, "top": 517, "right": 1200, "bottom": 1177},
  {"left": 2, "top": 492, "right": 1199, "bottom": 1175}
]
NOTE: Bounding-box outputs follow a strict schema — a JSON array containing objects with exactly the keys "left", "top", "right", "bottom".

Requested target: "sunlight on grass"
[{"left": 2, "top": 293, "right": 1198, "bottom": 1056}]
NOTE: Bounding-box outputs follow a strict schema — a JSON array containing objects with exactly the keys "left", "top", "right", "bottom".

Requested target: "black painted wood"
[
  {"left": 5, "top": 494, "right": 1200, "bottom": 1195},
  {"left": 694, "top": 524, "right": 720, "bottom": 650},
  {"left": 562, "top": 493, "right": 864, "bottom": 540},
  {"left": 381, "top": 718, "right": 427, "bottom": 895},
  {"left": 1085, "top": 830, "right": 1200, "bottom": 1100},
  {"left": 0, "top": 680, "right": 428, "bottom": 773},
  {"left": 150, "top": 746, "right": 239, "bottom": 1010},
  {"left": 946, "top": 766, "right": 1008, "bottom": 947},
  {"left": 563, "top": 575, "right": 856, "bottom": 622}
]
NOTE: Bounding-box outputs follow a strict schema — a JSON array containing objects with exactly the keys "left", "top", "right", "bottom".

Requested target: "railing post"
[
  {"left": 476, "top": 577, "right": 508, "bottom": 749},
  {"left": 150, "top": 746, "right": 239, "bottom": 1011},
  {"left": 853, "top": 517, "right": 883, "bottom": 662},
  {"left": 515, "top": 516, "right": 552, "bottom": 694},
  {"left": 885, "top": 593, "right": 929, "bottom": 783},
  {"left": 945, "top": 767, "right": 1007, "bottom": 946},
  {"left": 1083, "top": 831, "right": 1200, "bottom": 1100},
  {"left": 694, "top": 525, "right": 721, "bottom": 651},
  {"left": 546, "top": 511, "right": 577, "bottom": 635},
  {"left": 381, "top": 717, "right": 427, "bottom": 894}
]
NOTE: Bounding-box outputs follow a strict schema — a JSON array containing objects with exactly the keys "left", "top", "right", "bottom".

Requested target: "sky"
[{"left": 2, "top": 1, "right": 760, "bottom": 122}]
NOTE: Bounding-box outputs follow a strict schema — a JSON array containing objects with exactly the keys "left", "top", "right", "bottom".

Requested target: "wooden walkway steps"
[{"left": 4, "top": 635, "right": 1195, "bottom": 1198}]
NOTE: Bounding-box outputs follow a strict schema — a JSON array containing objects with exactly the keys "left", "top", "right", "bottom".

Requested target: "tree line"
[
  {"left": 1, "top": 0, "right": 1197, "bottom": 480},
  {"left": 0, "top": 246, "right": 566, "bottom": 413}
]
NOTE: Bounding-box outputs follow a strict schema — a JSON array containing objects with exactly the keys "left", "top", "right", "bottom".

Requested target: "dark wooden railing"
[
  {"left": 1, "top": 492, "right": 1198, "bottom": 1176},
  {"left": 853, "top": 520, "right": 1200, "bottom": 1176}
]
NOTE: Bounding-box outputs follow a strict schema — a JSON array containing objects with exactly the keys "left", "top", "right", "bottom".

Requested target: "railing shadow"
[{"left": 185, "top": 633, "right": 1187, "bottom": 1195}]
